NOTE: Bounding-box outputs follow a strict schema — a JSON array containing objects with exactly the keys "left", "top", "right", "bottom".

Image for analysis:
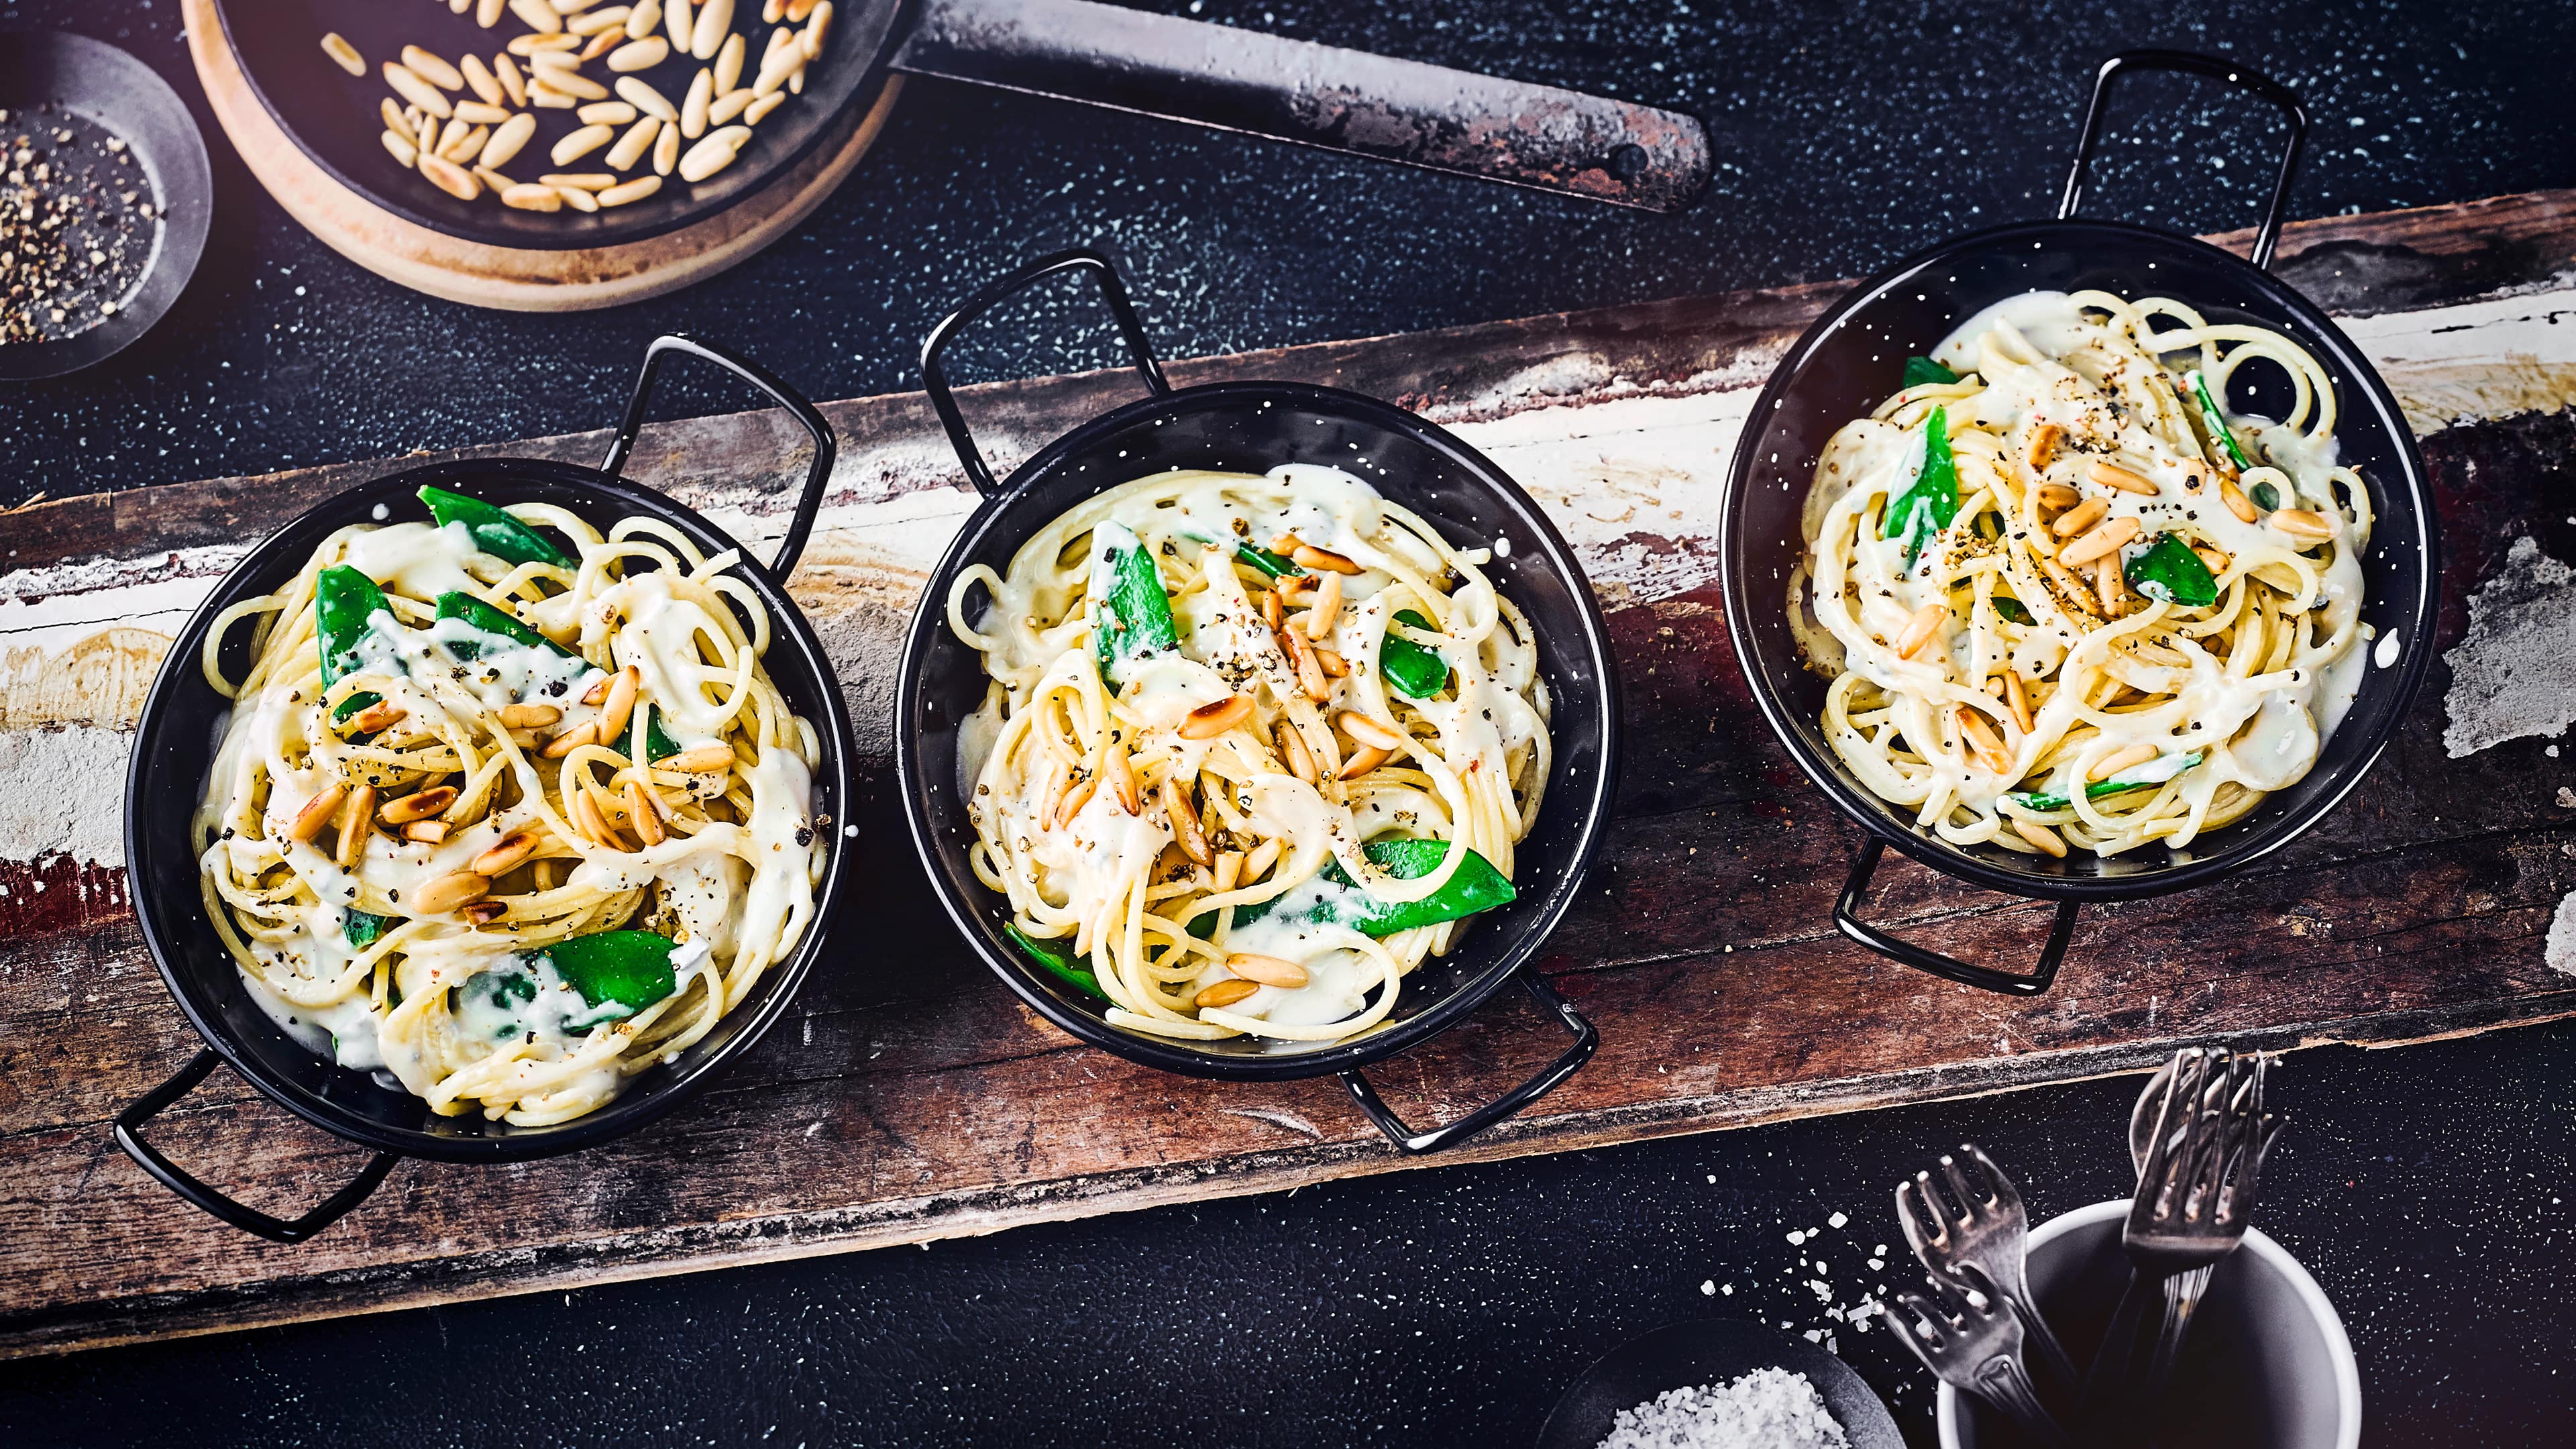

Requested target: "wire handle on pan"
[
  {"left": 919, "top": 248, "right": 1171, "bottom": 498},
  {"left": 2058, "top": 50, "right": 2310, "bottom": 270},
  {"left": 1337, "top": 971, "right": 1599, "bottom": 1154},
  {"left": 600, "top": 334, "right": 840, "bottom": 581},
  {"left": 1834, "top": 839, "right": 2078, "bottom": 996},
  {"left": 112, "top": 1049, "right": 401, "bottom": 1243}
]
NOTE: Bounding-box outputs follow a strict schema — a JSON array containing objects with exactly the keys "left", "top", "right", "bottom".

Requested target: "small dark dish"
[
  {"left": 0, "top": 32, "right": 211, "bottom": 381},
  {"left": 1719, "top": 52, "right": 2440, "bottom": 996},
  {"left": 1537, "top": 1318, "right": 1905, "bottom": 1449},
  {"left": 894, "top": 250, "right": 1618, "bottom": 1154},
  {"left": 117, "top": 335, "right": 854, "bottom": 1241}
]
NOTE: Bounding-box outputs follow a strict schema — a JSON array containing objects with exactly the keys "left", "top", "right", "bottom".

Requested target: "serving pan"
[
  {"left": 116, "top": 334, "right": 855, "bottom": 1241},
  {"left": 1719, "top": 52, "right": 2440, "bottom": 996},
  {"left": 894, "top": 250, "right": 1618, "bottom": 1154},
  {"left": 219, "top": 0, "right": 1709, "bottom": 250}
]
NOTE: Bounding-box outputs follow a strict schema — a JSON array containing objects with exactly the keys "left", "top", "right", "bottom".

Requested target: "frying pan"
[
  {"left": 894, "top": 250, "right": 1619, "bottom": 1153},
  {"left": 1719, "top": 52, "right": 2440, "bottom": 996},
  {"left": 115, "top": 334, "right": 856, "bottom": 1240},
  {"left": 217, "top": 0, "right": 1711, "bottom": 250}
]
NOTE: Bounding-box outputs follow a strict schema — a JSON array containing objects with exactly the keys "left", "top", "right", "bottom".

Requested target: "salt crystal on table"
[
  {"left": 1827, "top": 1211, "right": 1848, "bottom": 1228},
  {"left": 1594, "top": 1367, "right": 1850, "bottom": 1449}
]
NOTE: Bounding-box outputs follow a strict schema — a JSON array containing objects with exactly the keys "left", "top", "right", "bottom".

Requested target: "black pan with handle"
[{"left": 220, "top": 0, "right": 1711, "bottom": 250}]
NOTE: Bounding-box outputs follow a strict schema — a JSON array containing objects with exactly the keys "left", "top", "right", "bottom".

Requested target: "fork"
[
  {"left": 1890, "top": 1260, "right": 2074, "bottom": 1447},
  {"left": 1896, "top": 1143, "right": 2081, "bottom": 1393},
  {"left": 2126, "top": 1051, "right": 2284, "bottom": 1403},
  {"left": 2079, "top": 1046, "right": 2285, "bottom": 1432}
]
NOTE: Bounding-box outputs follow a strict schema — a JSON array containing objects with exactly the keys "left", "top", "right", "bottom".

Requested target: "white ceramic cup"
[{"left": 1937, "top": 1199, "right": 2361, "bottom": 1449}]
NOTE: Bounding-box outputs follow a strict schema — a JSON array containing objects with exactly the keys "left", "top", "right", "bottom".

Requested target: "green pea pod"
[
  {"left": 419, "top": 484, "right": 576, "bottom": 568},
  {"left": 1006, "top": 923, "right": 1108, "bottom": 1001},
  {"left": 1088, "top": 520, "right": 1180, "bottom": 690},
  {"left": 343, "top": 907, "right": 392, "bottom": 949},
  {"left": 623, "top": 707, "right": 684, "bottom": 765},
  {"left": 1236, "top": 542, "right": 1303, "bottom": 578},
  {"left": 435, "top": 590, "right": 584, "bottom": 663},
  {"left": 1902, "top": 356, "right": 1960, "bottom": 388},
  {"left": 2008, "top": 751, "right": 2206, "bottom": 813},
  {"left": 2188, "top": 371, "right": 2254, "bottom": 472},
  {"left": 1381, "top": 609, "right": 1450, "bottom": 699},
  {"left": 2124, "top": 535, "right": 2218, "bottom": 608},
  {"left": 315, "top": 565, "right": 388, "bottom": 723},
  {"left": 529, "top": 930, "right": 680, "bottom": 1013},
  {"left": 1881, "top": 405, "right": 1960, "bottom": 570},
  {"left": 1203, "top": 838, "right": 1517, "bottom": 940}
]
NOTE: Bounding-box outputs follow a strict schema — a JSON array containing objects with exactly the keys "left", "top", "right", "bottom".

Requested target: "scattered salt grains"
[
  {"left": 1827, "top": 1212, "right": 1848, "bottom": 1229},
  {"left": 1594, "top": 1368, "right": 1850, "bottom": 1449}
]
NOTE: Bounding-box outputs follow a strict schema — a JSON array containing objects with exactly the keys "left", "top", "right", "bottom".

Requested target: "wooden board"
[
  {"left": 180, "top": 0, "right": 906, "bottom": 311},
  {"left": 5, "top": 189, "right": 2576, "bottom": 1358}
]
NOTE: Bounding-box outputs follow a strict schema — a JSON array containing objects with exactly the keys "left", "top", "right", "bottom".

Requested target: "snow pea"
[
  {"left": 1200, "top": 838, "right": 1517, "bottom": 941},
  {"left": 1882, "top": 405, "right": 1960, "bottom": 570},
  {"left": 315, "top": 564, "right": 388, "bottom": 722},
  {"left": 528, "top": 930, "right": 680, "bottom": 1013},
  {"left": 1902, "top": 356, "right": 1960, "bottom": 388},
  {"left": 1006, "top": 923, "right": 1107, "bottom": 1002},
  {"left": 1236, "top": 542, "right": 1302, "bottom": 578},
  {"left": 1380, "top": 610, "right": 1450, "bottom": 700},
  {"left": 2188, "top": 371, "right": 2254, "bottom": 472},
  {"left": 343, "top": 907, "right": 391, "bottom": 948},
  {"left": 1088, "top": 520, "right": 1179, "bottom": 690},
  {"left": 2007, "top": 751, "right": 2206, "bottom": 812},
  {"left": 2125, "top": 535, "right": 2218, "bottom": 608},
  {"left": 418, "top": 484, "right": 575, "bottom": 568},
  {"left": 433, "top": 590, "right": 578, "bottom": 661}
]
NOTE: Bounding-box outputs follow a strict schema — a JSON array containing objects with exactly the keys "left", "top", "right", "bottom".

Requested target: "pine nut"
[
  {"left": 599, "top": 174, "right": 663, "bottom": 204},
  {"left": 402, "top": 46, "right": 466, "bottom": 91},
  {"left": 509, "top": 0, "right": 564, "bottom": 32},
  {"left": 494, "top": 54, "right": 529, "bottom": 106},
  {"left": 1195, "top": 979, "right": 1259, "bottom": 1010},
  {"left": 691, "top": 0, "right": 734, "bottom": 58},
  {"left": 382, "top": 97, "right": 412, "bottom": 134},
  {"left": 2094, "top": 557, "right": 2127, "bottom": 614},
  {"left": 541, "top": 719, "right": 600, "bottom": 757},
  {"left": 442, "top": 124, "right": 490, "bottom": 162},
  {"left": 472, "top": 829, "right": 543, "bottom": 877},
  {"left": 478, "top": 0, "right": 506, "bottom": 24},
  {"left": 529, "top": 89, "right": 578, "bottom": 110},
  {"left": 715, "top": 30, "right": 746, "bottom": 91},
  {"left": 786, "top": 0, "right": 818, "bottom": 18},
  {"left": 607, "top": 114, "right": 660, "bottom": 168},
  {"left": 503, "top": 182, "right": 564, "bottom": 211},
  {"left": 2049, "top": 496, "right": 2108, "bottom": 538},
  {"left": 653, "top": 121, "right": 680, "bottom": 174},
  {"left": 743, "top": 91, "right": 783, "bottom": 123},
  {"left": 1102, "top": 743, "right": 1141, "bottom": 814},
  {"left": 322, "top": 34, "right": 366, "bottom": 76},
  {"left": 551, "top": 0, "right": 599, "bottom": 16},
  {"left": 473, "top": 164, "right": 519, "bottom": 193},
  {"left": 1336, "top": 710, "right": 1405, "bottom": 753},
  {"left": 335, "top": 786, "right": 377, "bottom": 869},
  {"left": 556, "top": 184, "right": 600, "bottom": 211},
  {"left": 2023, "top": 421, "right": 2061, "bottom": 471},
  {"left": 616, "top": 74, "right": 677, "bottom": 118},
  {"left": 434, "top": 117, "right": 470, "bottom": 157},
  {"left": 579, "top": 100, "right": 638, "bottom": 123},
  {"left": 2057, "top": 516, "right": 2140, "bottom": 568},
  {"left": 800, "top": 0, "right": 833, "bottom": 58},
  {"left": 751, "top": 30, "right": 801, "bottom": 96},
  {"left": 1895, "top": 602, "right": 1947, "bottom": 659},
  {"left": 1313, "top": 645, "right": 1347, "bottom": 678},
  {"left": 1303, "top": 572, "right": 1342, "bottom": 640},
  {"left": 461, "top": 899, "right": 508, "bottom": 925},
  {"left": 1163, "top": 776, "right": 1212, "bottom": 866},
  {"left": 542, "top": 172, "right": 617, "bottom": 187},
  {"left": 764, "top": 0, "right": 784, "bottom": 20},
  {"left": 2034, "top": 482, "right": 2080, "bottom": 512},
  {"left": 537, "top": 70, "right": 610, "bottom": 100},
  {"left": 415, "top": 870, "right": 492, "bottom": 915},
  {"left": 551, "top": 123, "right": 614, "bottom": 164},
  {"left": 611, "top": 36, "right": 671, "bottom": 70},
  {"left": 788, "top": 61, "right": 802, "bottom": 91},
  {"left": 1260, "top": 588, "right": 1285, "bottom": 633},
  {"left": 419, "top": 154, "right": 482, "bottom": 199},
  {"left": 580, "top": 788, "right": 629, "bottom": 851},
  {"left": 570, "top": 5, "right": 634, "bottom": 34},
  {"left": 1275, "top": 720, "right": 1318, "bottom": 785},
  {"left": 2179, "top": 460, "right": 2209, "bottom": 494},
  {"left": 580, "top": 30, "right": 624, "bottom": 61},
  {"left": 344, "top": 699, "right": 404, "bottom": 734},
  {"left": 384, "top": 63, "right": 454, "bottom": 119},
  {"left": 2219, "top": 476, "right": 2258, "bottom": 523},
  {"left": 290, "top": 782, "right": 349, "bottom": 843},
  {"left": 2267, "top": 508, "right": 2335, "bottom": 545},
  {"left": 2194, "top": 545, "right": 2231, "bottom": 576},
  {"left": 481, "top": 112, "right": 537, "bottom": 168},
  {"left": 2002, "top": 669, "right": 2033, "bottom": 734},
  {"left": 596, "top": 665, "right": 641, "bottom": 745},
  {"left": 1225, "top": 952, "right": 1308, "bottom": 988},
  {"left": 2088, "top": 742, "right": 2160, "bottom": 783},
  {"left": 1336, "top": 745, "right": 1391, "bottom": 780},
  {"left": 510, "top": 32, "right": 581, "bottom": 56},
  {"left": 1051, "top": 768, "right": 1096, "bottom": 829},
  {"left": 1243, "top": 837, "right": 1282, "bottom": 883},
  {"left": 665, "top": 0, "right": 694, "bottom": 50},
  {"left": 2011, "top": 818, "right": 2068, "bottom": 857},
  {"left": 1956, "top": 706, "right": 2012, "bottom": 774},
  {"left": 404, "top": 820, "right": 450, "bottom": 845},
  {"left": 1210, "top": 849, "right": 1243, "bottom": 894},
  {"left": 677, "top": 129, "right": 741, "bottom": 180},
  {"left": 708, "top": 88, "right": 755, "bottom": 124},
  {"left": 625, "top": 781, "right": 667, "bottom": 846},
  {"left": 1179, "top": 692, "right": 1254, "bottom": 740},
  {"left": 1277, "top": 625, "right": 1330, "bottom": 702},
  {"left": 663, "top": 743, "right": 735, "bottom": 773},
  {"left": 382, "top": 786, "right": 459, "bottom": 824},
  {"left": 2088, "top": 460, "right": 2161, "bottom": 496},
  {"left": 382, "top": 129, "right": 420, "bottom": 167},
  {"left": 1290, "top": 542, "right": 1361, "bottom": 575},
  {"left": 626, "top": 0, "right": 663, "bottom": 40},
  {"left": 455, "top": 100, "right": 512, "bottom": 125},
  {"left": 417, "top": 112, "right": 437, "bottom": 158},
  {"left": 680, "top": 67, "right": 713, "bottom": 137}
]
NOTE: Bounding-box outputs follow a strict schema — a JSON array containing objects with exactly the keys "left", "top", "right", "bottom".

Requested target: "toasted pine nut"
[
  {"left": 714, "top": 30, "right": 746, "bottom": 91},
  {"left": 402, "top": 46, "right": 466, "bottom": 91},
  {"left": 627, "top": 0, "right": 663, "bottom": 39},
  {"left": 582, "top": 28, "right": 625, "bottom": 60},
  {"left": 653, "top": 121, "right": 680, "bottom": 173},
  {"left": 1336, "top": 709, "right": 1406, "bottom": 753},
  {"left": 478, "top": 113, "right": 535, "bottom": 168},
  {"left": 2035, "top": 482, "right": 2080, "bottom": 512},
  {"left": 384, "top": 63, "right": 454, "bottom": 119},
  {"left": 455, "top": 100, "right": 512, "bottom": 125},
  {"left": 1243, "top": 836, "right": 1281, "bottom": 884},
  {"left": 608, "top": 114, "right": 661, "bottom": 168},
  {"left": 800, "top": 0, "right": 833, "bottom": 58},
  {"left": 1313, "top": 645, "right": 1347, "bottom": 678},
  {"left": 541, "top": 172, "right": 617, "bottom": 187},
  {"left": 502, "top": 182, "right": 564, "bottom": 211},
  {"left": 1895, "top": 602, "right": 1947, "bottom": 659},
  {"left": 1179, "top": 692, "right": 1253, "bottom": 740},
  {"left": 765, "top": 0, "right": 784, "bottom": 20},
  {"left": 541, "top": 720, "right": 600, "bottom": 757},
  {"left": 752, "top": 30, "right": 802, "bottom": 95},
  {"left": 1195, "top": 979, "right": 1259, "bottom": 1010},
  {"left": 2088, "top": 742, "right": 2161, "bottom": 783},
  {"left": 2002, "top": 669, "right": 2033, "bottom": 734},
  {"left": 290, "top": 782, "right": 349, "bottom": 843},
  {"left": 322, "top": 34, "right": 366, "bottom": 76},
  {"left": 442, "top": 124, "right": 490, "bottom": 162},
  {"left": 382, "top": 129, "right": 420, "bottom": 167},
  {"left": 1272, "top": 626, "right": 1325, "bottom": 702},
  {"left": 509, "top": 0, "right": 564, "bottom": 32},
  {"left": 1210, "top": 849, "right": 1244, "bottom": 894},
  {"left": 599, "top": 174, "right": 663, "bottom": 205},
  {"left": 415, "top": 870, "right": 492, "bottom": 915},
  {"left": 2267, "top": 508, "right": 2335, "bottom": 545},
  {"left": 461, "top": 899, "right": 508, "bottom": 926},
  {"left": 788, "top": 62, "right": 803, "bottom": 93},
  {"left": 680, "top": 66, "right": 713, "bottom": 136},
  {"left": 419, "top": 154, "right": 482, "bottom": 199},
  {"left": 2219, "top": 476, "right": 2258, "bottom": 523},
  {"left": 1303, "top": 572, "right": 1342, "bottom": 640},
  {"left": 2057, "top": 516, "right": 2141, "bottom": 568},
  {"left": 336, "top": 786, "right": 377, "bottom": 869},
  {"left": 2180, "top": 460, "right": 2209, "bottom": 494},
  {"left": 2194, "top": 545, "right": 2231, "bottom": 576},
  {"left": 2095, "top": 557, "right": 2127, "bottom": 614},
  {"left": 2023, "top": 421, "right": 2061, "bottom": 471},
  {"left": 579, "top": 100, "right": 638, "bottom": 124},
  {"left": 494, "top": 54, "right": 529, "bottom": 106},
  {"left": 625, "top": 781, "right": 667, "bottom": 847},
  {"left": 473, "top": 164, "right": 518, "bottom": 193},
  {"left": 556, "top": 184, "right": 600, "bottom": 211},
  {"left": 611, "top": 36, "right": 671, "bottom": 71},
  {"left": 2011, "top": 818, "right": 2068, "bottom": 857},
  {"left": 1337, "top": 745, "right": 1391, "bottom": 780},
  {"left": 677, "top": 128, "right": 741, "bottom": 181},
  {"left": 1260, "top": 588, "right": 1283, "bottom": 632},
  {"left": 2049, "top": 496, "right": 2108, "bottom": 538},
  {"left": 509, "top": 32, "right": 580, "bottom": 56},
  {"left": 1163, "top": 776, "right": 1212, "bottom": 867},
  {"left": 1102, "top": 743, "right": 1141, "bottom": 814},
  {"left": 786, "top": 0, "right": 819, "bottom": 19},
  {"left": 382, "top": 786, "right": 459, "bottom": 825},
  {"left": 478, "top": 0, "right": 506, "bottom": 25},
  {"left": 498, "top": 702, "right": 561, "bottom": 729},
  {"left": 651, "top": 742, "right": 727, "bottom": 773},
  {"left": 1290, "top": 542, "right": 1361, "bottom": 575},
  {"left": 708, "top": 87, "right": 755, "bottom": 124},
  {"left": 472, "top": 829, "right": 543, "bottom": 877},
  {"left": 744, "top": 91, "right": 784, "bottom": 123},
  {"left": 575, "top": 788, "right": 630, "bottom": 851},
  {"left": 665, "top": 0, "right": 694, "bottom": 49},
  {"left": 1956, "top": 706, "right": 2012, "bottom": 774},
  {"left": 593, "top": 665, "right": 640, "bottom": 745},
  {"left": 1226, "top": 951, "right": 1308, "bottom": 987},
  {"left": 2039, "top": 551, "right": 2098, "bottom": 619},
  {"left": 382, "top": 97, "right": 413, "bottom": 134},
  {"left": 434, "top": 117, "right": 470, "bottom": 157},
  {"left": 570, "top": 5, "right": 635, "bottom": 34},
  {"left": 550, "top": 123, "right": 614, "bottom": 166},
  {"left": 417, "top": 111, "right": 439, "bottom": 159},
  {"left": 691, "top": 0, "right": 734, "bottom": 58},
  {"left": 1275, "top": 721, "right": 1320, "bottom": 785},
  {"left": 404, "top": 820, "right": 451, "bottom": 845},
  {"left": 2088, "top": 460, "right": 2161, "bottom": 496}
]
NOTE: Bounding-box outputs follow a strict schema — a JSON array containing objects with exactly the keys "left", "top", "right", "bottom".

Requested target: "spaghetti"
[
  {"left": 1788, "top": 290, "right": 2375, "bottom": 858},
  {"left": 945, "top": 465, "right": 1552, "bottom": 1046},
  {"left": 195, "top": 487, "right": 826, "bottom": 1126}
]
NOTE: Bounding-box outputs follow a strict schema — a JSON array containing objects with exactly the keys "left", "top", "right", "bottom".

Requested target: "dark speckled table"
[{"left": 3, "top": 0, "right": 2573, "bottom": 1443}]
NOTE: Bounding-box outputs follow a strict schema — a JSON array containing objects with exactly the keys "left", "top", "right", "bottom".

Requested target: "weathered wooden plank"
[{"left": 3, "top": 188, "right": 2575, "bottom": 1358}]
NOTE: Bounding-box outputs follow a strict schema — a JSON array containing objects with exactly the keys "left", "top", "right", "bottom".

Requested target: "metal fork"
[
  {"left": 2125, "top": 1051, "right": 2284, "bottom": 1403},
  {"left": 2080, "top": 1046, "right": 2285, "bottom": 1431},
  {"left": 1890, "top": 1260, "right": 2073, "bottom": 1447},
  {"left": 1896, "top": 1143, "right": 2081, "bottom": 1393}
]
